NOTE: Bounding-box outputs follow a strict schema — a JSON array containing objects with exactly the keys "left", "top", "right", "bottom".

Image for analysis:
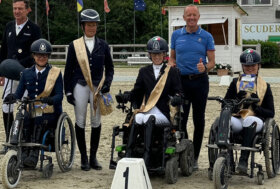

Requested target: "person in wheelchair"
[
  {"left": 4, "top": 38, "right": 63, "bottom": 168},
  {"left": 124, "top": 36, "right": 183, "bottom": 168},
  {"left": 224, "top": 49, "right": 275, "bottom": 174}
]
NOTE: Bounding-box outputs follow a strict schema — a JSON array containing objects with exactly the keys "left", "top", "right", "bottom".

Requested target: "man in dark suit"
[{"left": 0, "top": 0, "right": 41, "bottom": 154}]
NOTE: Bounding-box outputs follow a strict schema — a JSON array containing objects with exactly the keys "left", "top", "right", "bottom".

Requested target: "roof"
[{"left": 171, "top": 17, "right": 227, "bottom": 27}]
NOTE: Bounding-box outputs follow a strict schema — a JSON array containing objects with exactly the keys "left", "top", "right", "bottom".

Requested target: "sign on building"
[{"left": 242, "top": 23, "right": 280, "bottom": 41}]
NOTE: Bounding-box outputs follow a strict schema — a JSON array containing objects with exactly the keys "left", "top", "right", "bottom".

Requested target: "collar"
[
  {"left": 16, "top": 19, "right": 28, "bottom": 30},
  {"left": 35, "top": 67, "right": 46, "bottom": 75},
  {"left": 84, "top": 35, "right": 95, "bottom": 41},
  {"left": 181, "top": 26, "right": 202, "bottom": 35},
  {"left": 153, "top": 64, "right": 163, "bottom": 70}
]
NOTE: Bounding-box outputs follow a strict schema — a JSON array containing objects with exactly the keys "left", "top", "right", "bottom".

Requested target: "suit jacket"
[
  {"left": 0, "top": 20, "right": 41, "bottom": 68},
  {"left": 64, "top": 36, "right": 114, "bottom": 94},
  {"left": 131, "top": 64, "right": 182, "bottom": 120},
  {"left": 224, "top": 77, "right": 274, "bottom": 120},
  {"left": 15, "top": 64, "right": 63, "bottom": 116}
]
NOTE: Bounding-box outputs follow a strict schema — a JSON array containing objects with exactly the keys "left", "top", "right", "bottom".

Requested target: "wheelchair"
[
  {"left": 1, "top": 97, "right": 76, "bottom": 189},
  {"left": 109, "top": 90, "right": 194, "bottom": 184},
  {"left": 207, "top": 96, "right": 280, "bottom": 189}
]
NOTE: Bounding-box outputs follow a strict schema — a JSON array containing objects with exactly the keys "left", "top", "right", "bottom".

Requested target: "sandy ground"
[{"left": 0, "top": 68, "right": 279, "bottom": 189}]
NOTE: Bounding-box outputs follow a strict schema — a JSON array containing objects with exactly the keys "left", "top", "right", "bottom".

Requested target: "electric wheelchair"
[
  {"left": 207, "top": 96, "right": 280, "bottom": 189},
  {"left": 109, "top": 90, "right": 194, "bottom": 184},
  {"left": 1, "top": 97, "right": 76, "bottom": 189}
]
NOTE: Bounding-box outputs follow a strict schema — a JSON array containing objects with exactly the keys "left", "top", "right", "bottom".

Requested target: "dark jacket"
[
  {"left": 63, "top": 36, "right": 114, "bottom": 94},
  {"left": 224, "top": 77, "right": 274, "bottom": 120},
  {"left": 131, "top": 64, "right": 182, "bottom": 120},
  {"left": 15, "top": 64, "right": 63, "bottom": 115},
  {"left": 0, "top": 20, "right": 41, "bottom": 68}
]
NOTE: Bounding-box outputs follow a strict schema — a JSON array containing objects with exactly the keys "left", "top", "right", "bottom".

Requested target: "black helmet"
[
  {"left": 240, "top": 49, "right": 261, "bottom": 65},
  {"left": 80, "top": 9, "right": 100, "bottom": 23},
  {"left": 31, "top": 38, "right": 52, "bottom": 54},
  {"left": 0, "top": 59, "right": 25, "bottom": 80},
  {"left": 147, "top": 36, "right": 168, "bottom": 53}
]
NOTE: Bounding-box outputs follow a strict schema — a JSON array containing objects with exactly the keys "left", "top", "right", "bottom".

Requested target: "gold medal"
[{"left": 18, "top": 49, "right": 22, "bottom": 53}]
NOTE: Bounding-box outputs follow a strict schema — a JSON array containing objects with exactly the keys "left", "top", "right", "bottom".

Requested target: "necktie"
[{"left": 37, "top": 72, "right": 42, "bottom": 80}]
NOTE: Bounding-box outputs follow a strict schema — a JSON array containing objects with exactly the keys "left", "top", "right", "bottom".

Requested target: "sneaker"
[{"left": 193, "top": 159, "right": 199, "bottom": 171}]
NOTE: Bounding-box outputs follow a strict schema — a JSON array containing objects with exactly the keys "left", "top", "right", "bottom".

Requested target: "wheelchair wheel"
[
  {"left": 213, "top": 157, "right": 229, "bottom": 189},
  {"left": 264, "top": 119, "right": 280, "bottom": 178},
  {"left": 208, "top": 118, "right": 219, "bottom": 180},
  {"left": 42, "top": 163, "right": 54, "bottom": 179},
  {"left": 165, "top": 155, "right": 179, "bottom": 184},
  {"left": 180, "top": 139, "right": 194, "bottom": 176},
  {"left": 1, "top": 150, "right": 22, "bottom": 189},
  {"left": 55, "top": 112, "right": 76, "bottom": 172}
]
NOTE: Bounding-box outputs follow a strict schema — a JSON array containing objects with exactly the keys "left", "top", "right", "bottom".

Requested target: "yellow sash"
[
  {"left": 139, "top": 65, "right": 171, "bottom": 112},
  {"left": 236, "top": 75, "right": 267, "bottom": 118},
  {"left": 73, "top": 37, "right": 105, "bottom": 112},
  {"left": 32, "top": 66, "right": 61, "bottom": 114},
  {"left": 128, "top": 65, "right": 171, "bottom": 126},
  {"left": 73, "top": 37, "right": 95, "bottom": 93}
]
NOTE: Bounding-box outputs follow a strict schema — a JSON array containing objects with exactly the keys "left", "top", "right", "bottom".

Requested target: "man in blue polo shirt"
[{"left": 169, "top": 4, "right": 215, "bottom": 170}]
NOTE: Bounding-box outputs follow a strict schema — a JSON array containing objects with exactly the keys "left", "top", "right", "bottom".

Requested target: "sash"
[
  {"left": 33, "top": 66, "right": 61, "bottom": 114},
  {"left": 140, "top": 65, "right": 171, "bottom": 112},
  {"left": 73, "top": 37, "right": 95, "bottom": 93},
  {"left": 73, "top": 37, "right": 105, "bottom": 112},
  {"left": 236, "top": 75, "right": 267, "bottom": 118},
  {"left": 128, "top": 65, "right": 171, "bottom": 126}
]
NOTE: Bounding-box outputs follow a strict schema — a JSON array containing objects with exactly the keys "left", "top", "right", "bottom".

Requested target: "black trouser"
[{"left": 181, "top": 74, "right": 209, "bottom": 160}]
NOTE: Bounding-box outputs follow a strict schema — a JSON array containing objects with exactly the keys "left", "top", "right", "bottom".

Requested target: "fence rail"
[
  {"left": 0, "top": 44, "right": 264, "bottom": 64},
  {"left": 49, "top": 44, "right": 149, "bottom": 63}
]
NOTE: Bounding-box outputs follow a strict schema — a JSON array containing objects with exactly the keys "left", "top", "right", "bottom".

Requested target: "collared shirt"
[
  {"left": 84, "top": 36, "right": 95, "bottom": 53},
  {"left": 35, "top": 67, "right": 46, "bottom": 79},
  {"left": 15, "top": 19, "right": 28, "bottom": 35},
  {"left": 153, "top": 64, "right": 163, "bottom": 79},
  {"left": 171, "top": 26, "right": 215, "bottom": 75}
]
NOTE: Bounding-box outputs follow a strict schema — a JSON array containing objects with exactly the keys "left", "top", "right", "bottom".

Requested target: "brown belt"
[{"left": 181, "top": 73, "right": 207, "bottom": 80}]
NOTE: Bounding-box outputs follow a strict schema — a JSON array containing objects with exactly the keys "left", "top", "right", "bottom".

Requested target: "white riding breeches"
[
  {"left": 2, "top": 78, "right": 19, "bottom": 113},
  {"left": 231, "top": 116, "right": 264, "bottom": 133},
  {"left": 135, "top": 106, "right": 170, "bottom": 125},
  {"left": 73, "top": 83, "right": 101, "bottom": 128}
]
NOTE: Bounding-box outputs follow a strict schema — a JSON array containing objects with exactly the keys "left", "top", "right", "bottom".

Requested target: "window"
[
  {"left": 241, "top": 0, "right": 272, "bottom": 6},
  {"left": 207, "top": 20, "right": 228, "bottom": 45}
]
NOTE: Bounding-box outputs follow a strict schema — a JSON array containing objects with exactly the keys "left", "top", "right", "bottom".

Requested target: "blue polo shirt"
[{"left": 171, "top": 26, "right": 215, "bottom": 75}]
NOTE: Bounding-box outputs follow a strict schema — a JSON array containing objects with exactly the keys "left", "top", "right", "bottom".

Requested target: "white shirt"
[
  {"left": 16, "top": 19, "right": 28, "bottom": 36},
  {"left": 36, "top": 67, "right": 46, "bottom": 79},
  {"left": 84, "top": 36, "right": 95, "bottom": 53},
  {"left": 153, "top": 64, "right": 163, "bottom": 79}
]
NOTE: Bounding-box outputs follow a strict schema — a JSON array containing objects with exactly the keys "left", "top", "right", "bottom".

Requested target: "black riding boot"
[
  {"left": 143, "top": 116, "right": 155, "bottom": 168},
  {"left": 75, "top": 124, "right": 90, "bottom": 171},
  {"left": 0, "top": 112, "right": 14, "bottom": 154},
  {"left": 90, "top": 125, "right": 102, "bottom": 170},
  {"left": 23, "top": 125, "right": 42, "bottom": 168},
  {"left": 126, "top": 121, "right": 139, "bottom": 157},
  {"left": 237, "top": 123, "right": 257, "bottom": 174}
]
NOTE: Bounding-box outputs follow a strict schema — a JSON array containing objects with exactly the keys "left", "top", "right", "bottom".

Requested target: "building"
[
  {"left": 167, "top": 4, "right": 247, "bottom": 72},
  {"left": 238, "top": 0, "right": 280, "bottom": 41}
]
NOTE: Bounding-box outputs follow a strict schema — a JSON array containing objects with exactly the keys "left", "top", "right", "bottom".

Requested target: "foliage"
[
  {"left": 214, "top": 63, "right": 232, "bottom": 70},
  {"left": 243, "top": 40, "right": 279, "bottom": 65},
  {"left": 0, "top": 0, "right": 192, "bottom": 45}
]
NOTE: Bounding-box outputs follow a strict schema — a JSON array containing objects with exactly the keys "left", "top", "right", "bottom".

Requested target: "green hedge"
[{"left": 243, "top": 40, "right": 280, "bottom": 66}]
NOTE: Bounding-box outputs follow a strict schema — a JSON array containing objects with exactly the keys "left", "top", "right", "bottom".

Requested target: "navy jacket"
[
  {"left": 224, "top": 77, "right": 275, "bottom": 120},
  {"left": 64, "top": 36, "right": 114, "bottom": 94},
  {"left": 131, "top": 64, "right": 182, "bottom": 120},
  {"left": 0, "top": 20, "right": 41, "bottom": 68},
  {"left": 15, "top": 64, "right": 63, "bottom": 116}
]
